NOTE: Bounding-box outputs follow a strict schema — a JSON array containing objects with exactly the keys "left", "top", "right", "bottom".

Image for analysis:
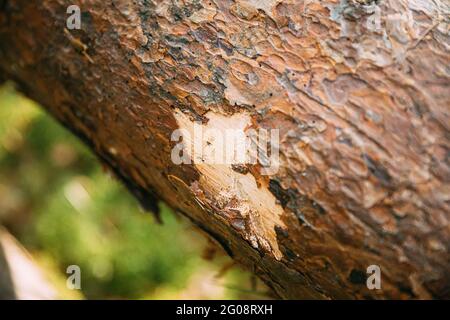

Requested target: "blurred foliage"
[{"left": 0, "top": 82, "right": 268, "bottom": 300}]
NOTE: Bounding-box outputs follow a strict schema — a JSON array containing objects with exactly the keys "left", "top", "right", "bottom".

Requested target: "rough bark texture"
[{"left": 0, "top": 0, "right": 449, "bottom": 299}]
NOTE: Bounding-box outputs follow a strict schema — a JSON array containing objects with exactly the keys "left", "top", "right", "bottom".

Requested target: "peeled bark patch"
[{"left": 0, "top": 0, "right": 449, "bottom": 299}]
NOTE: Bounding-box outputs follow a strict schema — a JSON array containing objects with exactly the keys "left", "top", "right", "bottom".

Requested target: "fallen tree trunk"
[
  {"left": 0, "top": 0, "right": 449, "bottom": 299},
  {"left": 0, "top": 227, "right": 56, "bottom": 300}
]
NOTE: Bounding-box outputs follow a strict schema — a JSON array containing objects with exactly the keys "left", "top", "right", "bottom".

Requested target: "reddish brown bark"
[{"left": 0, "top": 0, "right": 449, "bottom": 299}]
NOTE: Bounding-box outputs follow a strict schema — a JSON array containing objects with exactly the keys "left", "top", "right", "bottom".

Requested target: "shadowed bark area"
[{"left": 0, "top": 0, "right": 449, "bottom": 299}]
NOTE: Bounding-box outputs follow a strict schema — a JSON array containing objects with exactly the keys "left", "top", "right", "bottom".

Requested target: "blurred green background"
[{"left": 0, "top": 82, "right": 269, "bottom": 300}]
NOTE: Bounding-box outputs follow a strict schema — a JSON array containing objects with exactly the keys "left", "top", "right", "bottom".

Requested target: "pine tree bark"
[{"left": 0, "top": 0, "right": 449, "bottom": 299}]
